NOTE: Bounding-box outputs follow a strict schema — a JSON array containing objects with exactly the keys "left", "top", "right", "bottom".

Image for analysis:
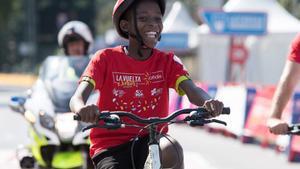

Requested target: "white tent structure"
[
  {"left": 156, "top": 1, "right": 199, "bottom": 55},
  {"left": 162, "top": 1, "right": 198, "bottom": 33},
  {"left": 195, "top": 0, "right": 300, "bottom": 84}
]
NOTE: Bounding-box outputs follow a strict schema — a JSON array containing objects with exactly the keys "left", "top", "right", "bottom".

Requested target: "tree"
[
  {"left": 1, "top": 0, "right": 98, "bottom": 73},
  {"left": 0, "top": 0, "right": 24, "bottom": 72},
  {"left": 36, "top": 0, "right": 96, "bottom": 63},
  {"left": 95, "top": 0, "right": 115, "bottom": 35},
  {"left": 278, "top": 0, "right": 300, "bottom": 19}
]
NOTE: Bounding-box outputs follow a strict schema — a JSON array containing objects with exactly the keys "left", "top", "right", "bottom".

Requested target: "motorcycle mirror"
[
  {"left": 9, "top": 96, "right": 26, "bottom": 114},
  {"left": 25, "top": 89, "right": 32, "bottom": 98}
]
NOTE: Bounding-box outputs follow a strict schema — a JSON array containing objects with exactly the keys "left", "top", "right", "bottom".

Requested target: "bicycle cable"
[
  {"left": 159, "top": 122, "right": 183, "bottom": 169},
  {"left": 129, "top": 121, "right": 184, "bottom": 169},
  {"left": 130, "top": 123, "right": 154, "bottom": 169},
  {"left": 131, "top": 121, "right": 172, "bottom": 169}
]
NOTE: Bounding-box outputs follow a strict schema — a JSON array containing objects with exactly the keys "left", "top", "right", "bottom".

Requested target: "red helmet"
[{"left": 112, "top": 0, "right": 166, "bottom": 39}]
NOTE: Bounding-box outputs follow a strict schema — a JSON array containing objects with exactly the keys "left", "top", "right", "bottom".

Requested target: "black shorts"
[{"left": 92, "top": 136, "right": 150, "bottom": 169}]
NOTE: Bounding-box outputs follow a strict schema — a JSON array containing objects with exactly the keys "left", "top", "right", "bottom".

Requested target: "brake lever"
[
  {"left": 82, "top": 124, "right": 99, "bottom": 132},
  {"left": 82, "top": 123, "right": 123, "bottom": 132},
  {"left": 188, "top": 119, "right": 206, "bottom": 127},
  {"left": 210, "top": 119, "right": 227, "bottom": 126},
  {"left": 188, "top": 118, "right": 227, "bottom": 127},
  {"left": 184, "top": 113, "right": 209, "bottom": 122}
]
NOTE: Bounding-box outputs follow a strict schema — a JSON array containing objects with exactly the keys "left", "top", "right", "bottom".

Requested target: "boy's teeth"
[
  {"left": 146, "top": 32, "right": 156, "bottom": 38},
  {"left": 146, "top": 32, "right": 156, "bottom": 34}
]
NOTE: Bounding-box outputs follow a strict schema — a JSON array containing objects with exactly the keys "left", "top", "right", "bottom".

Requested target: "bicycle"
[{"left": 74, "top": 107, "right": 230, "bottom": 169}]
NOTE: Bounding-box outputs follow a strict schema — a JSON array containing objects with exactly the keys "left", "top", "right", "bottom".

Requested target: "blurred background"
[{"left": 1, "top": 0, "right": 297, "bottom": 74}]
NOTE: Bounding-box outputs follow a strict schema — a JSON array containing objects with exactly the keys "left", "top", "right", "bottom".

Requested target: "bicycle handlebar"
[
  {"left": 287, "top": 123, "right": 300, "bottom": 135},
  {"left": 74, "top": 107, "right": 230, "bottom": 131}
]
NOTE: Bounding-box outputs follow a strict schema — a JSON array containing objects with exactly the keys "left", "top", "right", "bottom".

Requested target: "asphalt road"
[{"left": 1, "top": 85, "right": 300, "bottom": 169}]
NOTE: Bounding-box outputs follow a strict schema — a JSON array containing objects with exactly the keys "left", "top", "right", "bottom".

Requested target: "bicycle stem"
[{"left": 148, "top": 125, "right": 159, "bottom": 145}]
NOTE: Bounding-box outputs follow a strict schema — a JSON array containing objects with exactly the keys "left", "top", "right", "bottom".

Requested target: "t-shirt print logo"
[
  {"left": 113, "top": 71, "right": 164, "bottom": 88},
  {"left": 135, "top": 90, "right": 144, "bottom": 98},
  {"left": 144, "top": 71, "right": 164, "bottom": 85},
  {"left": 113, "top": 72, "right": 142, "bottom": 88}
]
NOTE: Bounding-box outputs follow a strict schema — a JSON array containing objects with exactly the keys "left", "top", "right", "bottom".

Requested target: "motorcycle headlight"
[
  {"left": 39, "top": 111, "right": 55, "bottom": 130},
  {"left": 24, "top": 110, "right": 36, "bottom": 123}
]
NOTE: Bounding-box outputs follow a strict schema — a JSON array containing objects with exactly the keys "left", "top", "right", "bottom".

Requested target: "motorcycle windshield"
[{"left": 39, "top": 56, "right": 90, "bottom": 113}]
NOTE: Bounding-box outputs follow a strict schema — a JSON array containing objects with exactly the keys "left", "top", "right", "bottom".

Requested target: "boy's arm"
[
  {"left": 179, "top": 79, "right": 211, "bottom": 106},
  {"left": 69, "top": 81, "right": 99, "bottom": 123},
  {"left": 70, "top": 81, "right": 93, "bottom": 112},
  {"left": 179, "top": 79, "right": 223, "bottom": 116}
]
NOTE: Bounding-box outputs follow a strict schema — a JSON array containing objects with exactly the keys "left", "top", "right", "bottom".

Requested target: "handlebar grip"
[
  {"left": 287, "top": 125, "right": 300, "bottom": 135},
  {"left": 222, "top": 107, "right": 230, "bottom": 115},
  {"left": 73, "top": 114, "right": 81, "bottom": 121}
]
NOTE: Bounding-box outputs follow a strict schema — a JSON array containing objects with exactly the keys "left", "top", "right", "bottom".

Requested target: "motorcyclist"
[
  {"left": 15, "top": 20, "right": 94, "bottom": 169},
  {"left": 57, "top": 20, "right": 94, "bottom": 56}
]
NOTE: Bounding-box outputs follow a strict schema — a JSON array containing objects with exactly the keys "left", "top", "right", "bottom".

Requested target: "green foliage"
[
  {"left": 278, "top": 0, "right": 300, "bottom": 19},
  {"left": 178, "top": 0, "right": 201, "bottom": 24},
  {"left": 95, "top": 0, "right": 115, "bottom": 34},
  {"left": 0, "top": 0, "right": 24, "bottom": 72},
  {"left": 278, "top": 0, "right": 292, "bottom": 8}
]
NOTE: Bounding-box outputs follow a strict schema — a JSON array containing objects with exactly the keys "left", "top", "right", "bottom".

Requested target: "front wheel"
[
  {"left": 81, "top": 149, "right": 94, "bottom": 169},
  {"left": 144, "top": 144, "right": 161, "bottom": 169}
]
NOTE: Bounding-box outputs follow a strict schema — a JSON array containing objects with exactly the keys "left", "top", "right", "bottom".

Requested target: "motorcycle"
[{"left": 10, "top": 56, "right": 97, "bottom": 169}]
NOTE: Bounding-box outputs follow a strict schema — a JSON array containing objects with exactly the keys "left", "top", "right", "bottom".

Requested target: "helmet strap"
[{"left": 132, "top": 3, "right": 150, "bottom": 58}]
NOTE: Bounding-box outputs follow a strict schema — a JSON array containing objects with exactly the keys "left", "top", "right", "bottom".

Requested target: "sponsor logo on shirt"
[{"left": 113, "top": 71, "right": 164, "bottom": 88}]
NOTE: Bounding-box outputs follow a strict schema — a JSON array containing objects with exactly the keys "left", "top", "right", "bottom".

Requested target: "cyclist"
[
  {"left": 69, "top": 0, "right": 224, "bottom": 168},
  {"left": 268, "top": 33, "right": 300, "bottom": 135},
  {"left": 57, "top": 20, "right": 94, "bottom": 56}
]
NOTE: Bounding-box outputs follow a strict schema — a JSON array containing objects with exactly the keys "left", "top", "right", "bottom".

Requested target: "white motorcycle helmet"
[{"left": 58, "top": 20, "right": 93, "bottom": 55}]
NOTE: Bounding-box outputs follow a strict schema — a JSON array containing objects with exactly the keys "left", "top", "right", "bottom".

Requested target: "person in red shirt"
[
  {"left": 70, "top": 0, "right": 224, "bottom": 168},
  {"left": 268, "top": 33, "right": 300, "bottom": 135}
]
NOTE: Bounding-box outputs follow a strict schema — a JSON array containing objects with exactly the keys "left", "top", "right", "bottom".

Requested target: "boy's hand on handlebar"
[
  {"left": 75, "top": 104, "right": 100, "bottom": 123},
  {"left": 203, "top": 99, "right": 224, "bottom": 117},
  {"left": 267, "top": 118, "right": 289, "bottom": 135}
]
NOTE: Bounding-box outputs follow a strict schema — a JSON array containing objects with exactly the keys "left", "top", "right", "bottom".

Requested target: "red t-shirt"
[
  {"left": 81, "top": 46, "right": 189, "bottom": 157},
  {"left": 288, "top": 33, "right": 300, "bottom": 63}
]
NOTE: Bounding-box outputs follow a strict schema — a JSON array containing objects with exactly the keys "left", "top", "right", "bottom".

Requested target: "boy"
[{"left": 70, "top": 0, "right": 224, "bottom": 168}]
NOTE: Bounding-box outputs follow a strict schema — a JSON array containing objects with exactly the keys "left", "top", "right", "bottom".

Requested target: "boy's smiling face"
[{"left": 126, "top": 0, "right": 163, "bottom": 49}]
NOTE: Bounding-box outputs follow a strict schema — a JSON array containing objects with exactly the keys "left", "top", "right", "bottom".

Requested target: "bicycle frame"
[{"left": 144, "top": 125, "right": 161, "bottom": 169}]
